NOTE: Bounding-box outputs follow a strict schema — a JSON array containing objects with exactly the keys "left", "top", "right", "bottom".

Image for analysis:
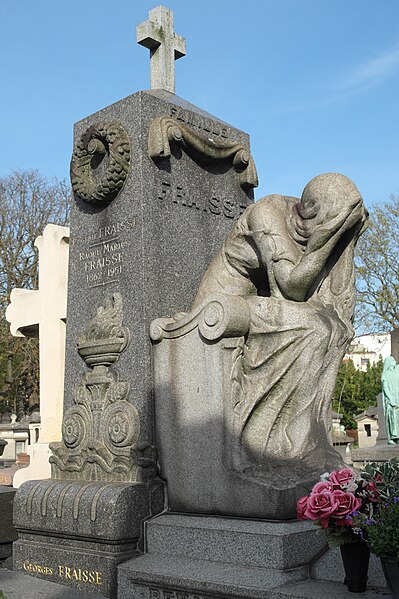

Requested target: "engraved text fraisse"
[
  {"left": 22, "top": 560, "right": 103, "bottom": 585},
  {"left": 79, "top": 218, "right": 136, "bottom": 288},
  {"left": 158, "top": 180, "right": 248, "bottom": 219}
]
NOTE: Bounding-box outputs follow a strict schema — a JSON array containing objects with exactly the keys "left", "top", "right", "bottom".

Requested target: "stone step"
[
  {"left": 118, "top": 553, "right": 309, "bottom": 598},
  {"left": 118, "top": 553, "right": 390, "bottom": 599},
  {"left": 0, "top": 568, "right": 100, "bottom": 599},
  {"left": 144, "top": 514, "right": 326, "bottom": 570}
]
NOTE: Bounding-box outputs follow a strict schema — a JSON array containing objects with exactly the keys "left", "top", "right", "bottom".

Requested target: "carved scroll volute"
[
  {"left": 70, "top": 122, "right": 131, "bottom": 205},
  {"left": 148, "top": 116, "right": 258, "bottom": 191},
  {"left": 150, "top": 294, "right": 251, "bottom": 343}
]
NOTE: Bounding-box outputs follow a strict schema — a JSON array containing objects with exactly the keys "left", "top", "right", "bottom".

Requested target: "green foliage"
[
  {"left": 324, "top": 526, "right": 359, "bottom": 548},
  {"left": 332, "top": 358, "right": 383, "bottom": 430},
  {"left": 357, "top": 461, "right": 399, "bottom": 558},
  {"left": 355, "top": 193, "right": 399, "bottom": 332},
  {"left": 364, "top": 501, "right": 399, "bottom": 559},
  {"left": 362, "top": 460, "right": 399, "bottom": 503}
]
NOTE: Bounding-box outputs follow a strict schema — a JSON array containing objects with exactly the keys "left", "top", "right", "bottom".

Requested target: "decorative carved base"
[{"left": 51, "top": 293, "right": 157, "bottom": 483}]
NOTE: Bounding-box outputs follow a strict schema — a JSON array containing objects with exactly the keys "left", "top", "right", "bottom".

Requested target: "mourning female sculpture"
[
  {"left": 152, "top": 172, "right": 368, "bottom": 518},
  {"left": 193, "top": 173, "right": 368, "bottom": 479},
  {"left": 381, "top": 356, "right": 399, "bottom": 445}
]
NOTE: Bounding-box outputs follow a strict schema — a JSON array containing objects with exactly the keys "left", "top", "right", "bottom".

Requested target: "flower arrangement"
[
  {"left": 354, "top": 459, "right": 399, "bottom": 560},
  {"left": 297, "top": 467, "right": 379, "bottom": 547}
]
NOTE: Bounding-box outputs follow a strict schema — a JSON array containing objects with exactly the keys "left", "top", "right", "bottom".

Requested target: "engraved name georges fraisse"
[{"left": 22, "top": 560, "right": 103, "bottom": 585}]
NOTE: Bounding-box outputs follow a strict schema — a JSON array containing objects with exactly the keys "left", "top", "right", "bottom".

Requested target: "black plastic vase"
[
  {"left": 340, "top": 540, "right": 370, "bottom": 593},
  {"left": 381, "top": 559, "right": 399, "bottom": 599}
]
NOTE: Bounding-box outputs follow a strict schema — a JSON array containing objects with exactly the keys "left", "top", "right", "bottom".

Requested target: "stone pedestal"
[
  {"left": 351, "top": 444, "right": 399, "bottom": 468},
  {"left": 13, "top": 479, "right": 164, "bottom": 598},
  {"left": 118, "top": 514, "right": 327, "bottom": 598},
  {"left": 151, "top": 294, "right": 337, "bottom": 519},
  {"left": 118, "top": 514, "right": 387, "bottom": 599}
]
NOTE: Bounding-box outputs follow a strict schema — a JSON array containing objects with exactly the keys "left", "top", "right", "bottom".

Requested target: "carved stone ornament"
[
  {"left": 148, "top": 116, "right": 258, "bottom": 190},
  {"left": 70, "top": 122, "right": 131, "bottom": 205},
  {"left": 50, "top": 293, "right": 157, "bottom": 483}
]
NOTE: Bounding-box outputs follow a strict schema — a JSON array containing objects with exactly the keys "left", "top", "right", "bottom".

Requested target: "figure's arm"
[{"left": 249, "top": 200, "right": 365, "bottom": 302}]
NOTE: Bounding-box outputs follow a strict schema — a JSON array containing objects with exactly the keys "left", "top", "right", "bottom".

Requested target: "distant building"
[
  {"left": 344, "top": 333, "right": 390, "bottom": 371},
  {"left": 354, "top": 406, "right": 379, "bottom": 448}
]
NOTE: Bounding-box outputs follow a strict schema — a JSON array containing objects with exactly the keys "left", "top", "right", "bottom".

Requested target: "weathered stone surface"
[
  {"left": 137, "top": 7, "right": 186, "bottom": 94},
  {"left": 61, "top": 89, "right": 254, "bottom": 482},
  {"left": 13, "top": 88, "right": 255, "bottom": 598},
  {"left": 0, "top": 486, "right": 17, "bottom": 561},
  {"left": 118, "top": 513, "right": 387, "bottom": 599},
  {"left": 144, "top": 514, "right": 327, "bottom": 570},
  {"left": 152, "top": 174, "right": 368, "bottom": 518},
  {"left": 13, "top": 478, "right": 164, "bottom": 598},
  {"left": 0, "top": 569, "right": 100, "bottom": 599},
  {"left": 118, "top": 514, "right": 321, "bottom": 598}
]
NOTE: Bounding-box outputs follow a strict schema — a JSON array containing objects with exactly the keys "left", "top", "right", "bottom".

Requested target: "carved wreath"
[{"left": 70, "top": 122, "right": 131, "bottom": 205}]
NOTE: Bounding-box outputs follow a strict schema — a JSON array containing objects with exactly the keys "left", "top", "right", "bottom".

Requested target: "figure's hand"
[{"left": 306, "top": 198, "right": 366, "bottom": 253}]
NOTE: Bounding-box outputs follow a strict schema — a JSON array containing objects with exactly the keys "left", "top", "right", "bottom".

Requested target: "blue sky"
[{"left": 1, "top": 0, "right": 399, "bottom": 207}]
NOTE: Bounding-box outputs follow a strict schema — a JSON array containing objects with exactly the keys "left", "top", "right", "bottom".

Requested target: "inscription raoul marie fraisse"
[
  {"left": 79, "top": 218, "right": 135, "bottom": 288},
  {"left": 158, "top": 181, "right": 248, "bottom": 220}
]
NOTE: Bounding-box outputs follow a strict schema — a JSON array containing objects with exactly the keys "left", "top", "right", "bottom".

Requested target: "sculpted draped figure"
[
  {"left": 193, "top": 173, "right": 368, "bottom": 483},
  {"left": 381, "top": 356, "right": 399, "bottom": 445}
]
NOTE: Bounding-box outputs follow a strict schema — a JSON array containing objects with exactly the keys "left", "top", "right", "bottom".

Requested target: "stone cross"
[
  {"left": 391, "top": 328, "right": 399, "bottom": 362},
  {"left": 136, "top": 5, "right": 186, "bottom": 94},
  {"left": 6, "top": 224, "right": 69, "bottom": 445}
]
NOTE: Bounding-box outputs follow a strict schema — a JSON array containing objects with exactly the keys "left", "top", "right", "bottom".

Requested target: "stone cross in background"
[
  {"left": 391, "top": 328, "right": 399, "bottom": 362},
  {"left": 136, "top": 5, "right": 186, "bottom": 93},
  {"left": 6, "top": 224, "right": 69, "bottom": 485}
]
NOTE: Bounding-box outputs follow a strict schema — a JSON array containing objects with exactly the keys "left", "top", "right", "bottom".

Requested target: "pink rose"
[
  {"left": 331, "top": 490, "right": 362, "bottom": 525},
  {"left": 297, "top": 496, "right": 309, "bottom": 520},
  {"left": 311, "top": 481, "right": 333, "bottom": 494},
  {"left": 304, "top": 492, "right": 339, "bottom": 528},
  {"left": 329, "top": 468, "right": 356, "bottom": 489}
]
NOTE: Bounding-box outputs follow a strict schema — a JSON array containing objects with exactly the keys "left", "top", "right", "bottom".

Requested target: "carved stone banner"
[{"left": 148, "top": 116, "right": 258, "bottom": 190}]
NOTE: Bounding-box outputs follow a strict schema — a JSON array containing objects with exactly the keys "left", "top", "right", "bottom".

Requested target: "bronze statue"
[{"left": 381, "top": 356, "right": 399, "bottom": 445}]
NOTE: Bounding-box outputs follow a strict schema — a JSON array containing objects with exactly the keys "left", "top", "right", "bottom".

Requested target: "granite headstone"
[{"left": 12, "top": 21, "right": 257, "bottom": 599}]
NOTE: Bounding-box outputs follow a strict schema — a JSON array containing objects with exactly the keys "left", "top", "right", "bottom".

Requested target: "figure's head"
[
  {"left": 384, "top": 356, "right": 397, "bottom": 371},
  {"left": 300, "top": 173, "right": 363, "bottom": 224}
]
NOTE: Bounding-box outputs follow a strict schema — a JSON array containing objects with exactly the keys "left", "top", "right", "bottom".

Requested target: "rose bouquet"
[{"left": 297, "top": 467, "right": 379, "bottom": 547}]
